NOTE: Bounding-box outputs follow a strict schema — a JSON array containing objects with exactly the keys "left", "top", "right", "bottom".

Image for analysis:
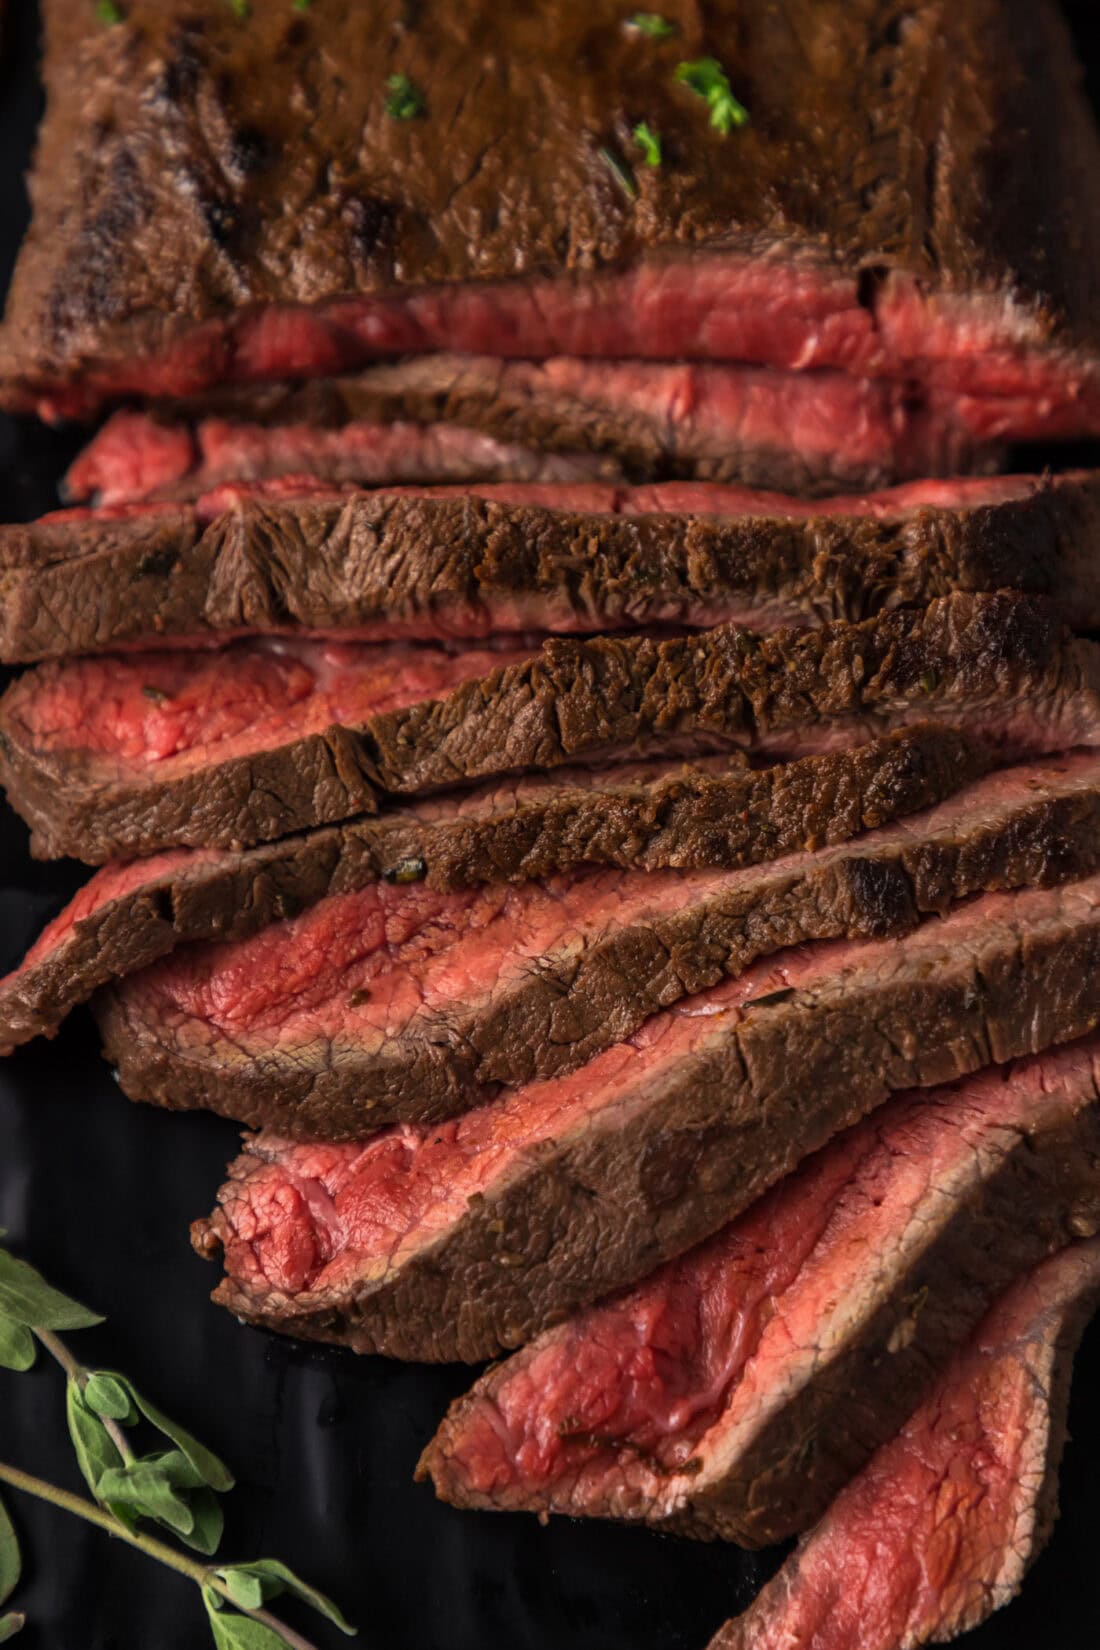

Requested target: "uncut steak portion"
[
  {"left": 62, "top": 359, "right": 989, "bottom": 506},
  {"left": 6, "top": 473, "right": 1100, "bottom": 665},
  {"left": 709, "top": 1238, "right": 1100, "bottom": 1649},
  {"left": 2, "top": 594, "right": 1096, "bottom": 863},
  {"left": 4, "top": 2, "right": 1099, "bottom": 437},
  {"left": 0, "top": 727, "right": 984, "bottom": 1056},
  {"left": 190, "top": 869, "right": 1100, "bottom": 1361},
  {"left": 98, "top": 748, "right": 1100, "bottom": 1136},
  {"left": 421, "top": 1038, "right": 1100, "bottom": 1545}
]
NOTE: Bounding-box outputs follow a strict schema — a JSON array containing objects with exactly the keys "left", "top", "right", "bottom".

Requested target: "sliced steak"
[
  {"left": 2, "top": 594, "right": 1095, "bottom": 862},
  {"left": 708, "top": 1238, "right": 1100, "bottom": 1648},
  {"left": 420, "top": 1037, "right": 1100, "bottom": 1543},
  {"left": 98, "top": 747, "right": 1100, "bottom": 1135},
  {"left": 61, "top": 359, "right": 991, "bottom": 505},
  {"left": 4, "top": 3, "right": 1099, "bottom": 438},
  {"left": 64, "top": 407, "right": 623, "bottom": 507},
  {"left": 5, "top": 473, "right": 1099, "bottom": 665},
  {"left": 190, "top": 868, "right": 1100, "bottom": 1361},
  {"left": 0, "top": 727, "right": 985, "bottom": 1055}
]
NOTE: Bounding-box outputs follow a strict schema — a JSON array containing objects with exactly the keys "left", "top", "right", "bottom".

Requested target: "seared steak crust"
[
  {"left": 0, "top": 727, "right": 984, "bottom": 1054},
  {"left": 191, "top": 873, "right": 1100, "bottom": 1361},
  {"left": 0, "top": 594, "right": 1091, "bottom": 862},
  {"left": 3, "top": 2, "right": 1098, "bottom": 414},
  {"left": 102, "top": 750, "right": 1100, "bottom": 1138},
  {"left": 421, "top": 1041, "right": 1100, "bottom": 1545},
  {"left": 4, "top": 475, "right": 1099, "bottom": 664}
]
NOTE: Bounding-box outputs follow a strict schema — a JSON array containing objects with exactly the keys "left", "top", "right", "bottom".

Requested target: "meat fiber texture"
[
  {"left": 0, "top": 727, "right": 988, "bottom": 1056},
  {"left": 191, "top": 867, "right": 1100, "bottom": 1362},
  {"left": 60, "top": 357, "right": 997, "bottom": 504},
  {"left": 708, "top": 1237, "right": 1100, "bottom": 1649},
  {"left": 6, "top": 472, "right": 1100, "bottom": 665},
  {"left": 420, "top": 1037, "right": 1100, "bottom": 1546},
  {"left": 2, "top": 593, "right": 1096, "bottom": 864},
  {"left": 4, "top": 2, "right": 1100, "bottom": 451},
  {"left": 98, "top": 748, "right": 1100, "bottom": 1137}
]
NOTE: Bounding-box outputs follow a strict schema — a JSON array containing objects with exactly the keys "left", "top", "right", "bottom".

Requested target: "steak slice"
[
  {"left": 98, "top": 748, "right": 1100, "bottom": 1137},
  {"left": 61, "top": 358, "right": 990, "bottom": 505},
  {"left": 4, "top": 3, "right": 1099, "bottom": 437},
  {"left": 64, "top": 406, "right": 623, "bottom": 507},
  {"left": 2, "top": 594, "right": 1095, "bottom": 862},
  {"left": 708, "top": 1238, "right": 1100, "bottom": 1648},
  {"left": 420, "top": 1037, "right": 1100, "bottom": 1544},
  {"left": 5, "top": 472, "right": 1098, "bottom": 665},
  {"left": 190, "top": 868, "right": 1100, "bottom": 1361},
  {"left": 0, "top": 727, "right": 984, "bottom": 1056}
]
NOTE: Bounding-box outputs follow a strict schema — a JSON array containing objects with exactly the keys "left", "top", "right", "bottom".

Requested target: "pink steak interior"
[
  {"left": 28, "top": 257, "right": 1100, "bottom": 439},
  {"left": 425, "top": 1035, "right": 1100, "bottom": 1513},
  {"left": 1, "top": 639, "right": 533, "bottom": 778},
  {"left": 206, "top": 871, "right": 1100, "bottom": 1317},
  {"left": 107, "top": 748, "right": 1100, "bottom": 1064},
  {"left": 720, "top": 1237, "right": 1100, "bottom": 1649}
]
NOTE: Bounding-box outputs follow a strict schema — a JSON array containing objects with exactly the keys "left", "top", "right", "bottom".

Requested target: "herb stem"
[
  {"left": 32, "top": 1328, "right": 136, "bottom": 1467},
  {"left": 0, "top": 1462, "right": 323, "bottom": 1650}
]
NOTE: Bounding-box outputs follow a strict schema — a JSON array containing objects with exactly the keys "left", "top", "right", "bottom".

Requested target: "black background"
[{"left": 1, "top": 3, "right": 1099, "bottom": 1646}]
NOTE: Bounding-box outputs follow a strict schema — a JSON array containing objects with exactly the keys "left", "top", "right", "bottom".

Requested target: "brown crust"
[
  {"left": 0, "top": 594, "right": 1088, "bottom": 862},
  {"left": 192, "top": 885, "right": 1100, "bottom": 1362},
  {"left": 4, "top": 477, "right": 1100, "bottom": 665},
  {"left": 102, "top": 749, "right": 1100, "bottom": 1138},
  {"left": 421, "top": 1083, "right": 1100, "bottom": 1544},
  {"left": 2, "top": 2, "right": 1098, "bottom": 403},
  {"left": 0, "top": 725, "right": 984, "bottom": 1054}
]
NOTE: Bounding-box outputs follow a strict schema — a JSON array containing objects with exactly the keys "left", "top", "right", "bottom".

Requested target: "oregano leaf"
[
  {"left": 219, "top": 1559, "right": 356, "bottom": 1633},
  {"left": 218, "top": 1570, "right": 265, "bottom": 1611},
  {"left": 0, "top": 1251, "right": 102, "bottom": 1332},
  {"left": 0, "top": 1497, "right": 20, "bottom": 1605},
  {"left": 65, "top": 1379, "right": 123, "bottom": 1502},
  {"left": 202, "top": 1588, "right": 291, "bottom": 1650},
  {"left": 110, "top": 1377, "right": 233, "bottom": 1492},
  {"left": 0, "top": 1317, "right": 34, "bottom": 1373},
  {"left": 149, "top": 1448, "right": 208, "bottom": 1492},
  {"left": 0, "top": 1613, "right": 24, "bottom": 1642},
  {"left": 179, "top": 1490, "right": 224, "bottom": 1557},
  {"left": 95, "top": 1462, "right": 196, "bottom": 1537},
  {"left": 83, "top": 1373, "right": 133, "bottom": 1422}
]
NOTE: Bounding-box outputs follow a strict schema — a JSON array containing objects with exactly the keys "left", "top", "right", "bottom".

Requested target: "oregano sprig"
[
  {"left": 0, "top": 1235, "right": 354, "bottom": 1648},
  {"left": 675, "top": 57, "right": 750, "bottom": 134}
]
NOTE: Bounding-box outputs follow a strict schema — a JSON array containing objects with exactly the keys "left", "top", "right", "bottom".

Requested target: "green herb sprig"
[
  {"left": 95, "top": 0, "right": 124, "bottom": 23},
  {"left": 385, "top": 74, "right": 424, "bottom": 120},
  {"left": 625, "top": 12, "right": 677, "bottom": 39},
  {"left": 632, "top": 121, "right": 662, "bottom": 167},
  {"left": 675, "top": 57, "right": 750, "bottom": 134},
  {"left": 0, "top": 1235, "right": 354, "bottom": 1649}
]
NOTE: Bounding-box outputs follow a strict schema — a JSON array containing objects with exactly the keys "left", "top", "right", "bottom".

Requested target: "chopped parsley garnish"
[
  {"left": 227, "top": 0, "right": 250, "bottom": 16},
  {"left": 293, "top": 0, "right": 313, "bottom": 9},
  {"left": 675, "top": 57, "right": 750, "bottom": 134},
  {"left": 633, "top": 121, "right": 662, "bottom": 167},
  {"left": 96, "top": 0, "right": 123, "bottom": 22},
  {"left": 626, "top": 12, "right": 678, "bottom": 39},
  {"left": 385, "top": 73, "right": 425, "bottom": 119},
  {"left": 599, "top": 145, "right": 638, "bottom": 200}
]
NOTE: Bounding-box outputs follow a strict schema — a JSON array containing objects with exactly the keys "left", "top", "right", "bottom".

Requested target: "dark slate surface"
[{"left": 1, "top": 3, "right": 1099, "bottom": 1646}]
